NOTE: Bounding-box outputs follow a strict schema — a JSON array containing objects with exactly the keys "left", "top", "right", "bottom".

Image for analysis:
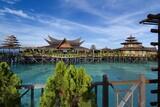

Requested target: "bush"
[
  {"left": 0, "top": 62, "right": 21, "bottom": 107},
  {"left": 40, "top": 61, "right": 95, "bottom": 107}
]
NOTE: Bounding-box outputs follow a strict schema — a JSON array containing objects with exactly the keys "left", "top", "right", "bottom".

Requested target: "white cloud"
[
  {"left": 0, "top": 8, "right": 34, "bottom": 19},
  {"left": 64, "top": 0, "right": 111, "bottom": 20},
  {"left": 0, "top": 1, "right": 158, "bottom": 48},
  {"left": 108, "top": 11, "right": 143, "bottom": 25},
  {"left": 0, "top": 12, "right": 155, "bottom": 48},
  {"left": 1, "top": 0, "right": 20, "bottom": 4}
]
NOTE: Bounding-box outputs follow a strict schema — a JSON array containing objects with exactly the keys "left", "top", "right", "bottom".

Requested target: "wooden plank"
[
  {"left": 19, "top": 79, "right": 152, "bottom": 90},
  {"left": 110, "top": 79, "right": 151, "bottom": 85},
  {"left": 110, "top": 80, "right": 139, "bottom": 85},
  {"left": 139, "top": 75, "right": 146, "bottom": 107}
]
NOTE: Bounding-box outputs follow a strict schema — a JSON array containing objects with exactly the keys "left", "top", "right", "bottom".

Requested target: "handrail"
[
  {"left": 18, "top": 75, "right": 149, "bottom": 107},
  {"left": 18, "top": 79, "right": 152, "bottom": 89}
]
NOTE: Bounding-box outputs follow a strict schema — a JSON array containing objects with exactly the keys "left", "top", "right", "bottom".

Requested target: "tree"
[
  {"left": 40, "top": 61, "right": 95, "bottom": 107},
  {"left": 90, "top": 44, "right": 96, "bottom": 50},
  {"left": 0, "top": 62, "right": 21, "bottom": 107}
]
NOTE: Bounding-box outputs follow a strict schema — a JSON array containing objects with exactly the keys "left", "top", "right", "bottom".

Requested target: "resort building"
[
  {"left": 115, "top": 35, "right": 157, "bottom": 57},
  {"left": 0, "top": 35, "right": 21, "bottom": 63},
  {"left": 0, "top": 35, "right": 156, "bottom": 63},
  {"left": 0, "top": 35, "right": 21, "bottom": 54},
  {"left": 23, "top": 36, "right": 89, "bottom": 56},
  {"left": 44, "top": 36, "right": 81, "bottom": 48},
  {"left": 43, "top": 36, "right": 90, "bottom": 53}
]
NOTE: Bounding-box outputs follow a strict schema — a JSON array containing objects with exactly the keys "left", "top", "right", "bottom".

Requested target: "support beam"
[
  {"left": 102, "top": 75, "right": 109, "bottom": 107},
  {"left": 139, "top": 74, "right": 146, "bottom": 107}
]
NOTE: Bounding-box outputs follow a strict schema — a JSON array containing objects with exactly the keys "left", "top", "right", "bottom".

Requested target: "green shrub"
[
  {"left": 40, "top": 61, "right": 95, "bottom": 107},
  {"left": 0, "top": 62, "right": 21, "bottom": 107}
]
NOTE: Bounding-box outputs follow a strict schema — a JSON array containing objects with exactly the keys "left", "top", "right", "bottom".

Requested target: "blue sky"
[{"left": 0, "top": 0, "right": 159, "bottom": 49}]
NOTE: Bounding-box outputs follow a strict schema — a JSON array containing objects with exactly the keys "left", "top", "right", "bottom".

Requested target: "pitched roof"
[
  {"left": 45, "top": 36, "right": 84, "bottom": 48},
  {"left": 121, "top": 35, "right": 142, "bottom": 45},
  {"left": 57, "top": 38, "right": 72, "bottom": 49},
  {"left": 1, "top": 35, "right": 21, "bottom": 48}
]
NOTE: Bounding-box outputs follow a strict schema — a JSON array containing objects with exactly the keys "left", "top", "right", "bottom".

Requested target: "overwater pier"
[{"left": 21, "top": 54, "right": 155, "bottom": 64}]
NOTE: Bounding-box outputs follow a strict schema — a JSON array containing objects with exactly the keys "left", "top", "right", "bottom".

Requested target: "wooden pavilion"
[
  {"left": 23, "top": 36, "right": 89, "bottom": 56},
  {"left": 115, "top": 35, "right": 157, "bottom": 57},
  {"left": 0, "top": 35, "right": 21, "bottom": 54},
  {"left": 0, "top": 35, "right": 21, "bottom": 63},
  {"left": 43, "top": 36, "right": 89, "bottom": 53}
]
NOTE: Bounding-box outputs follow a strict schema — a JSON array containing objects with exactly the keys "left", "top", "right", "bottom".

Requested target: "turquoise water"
[{"left": 11, "top": 62, "right": 157, "bottom": 107}]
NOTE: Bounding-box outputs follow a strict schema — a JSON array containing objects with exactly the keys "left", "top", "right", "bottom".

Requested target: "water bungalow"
[
  {"left": 21, "top": 36, "right": 98, "bottom": 63},
  {"left": 0, "top": 35, "right": 157, "bottom": 64},
  {"left": 2, "top": 11, "right": 160, "bottom": 107},
  {"left": 1, "top": 12, "right": 160, "bottom": 107},
  {"left": 23, "top": 36, "right": 89, "bottom": 55},
  {"left": 115, "top": 35, "right": 157, "bottom": 57},
  {"left": 0, "top": 35, "right": 21, "bottom": 63},
  {"left": 44, "top": 36, "right": 89, "bottom": 52},
  {"left": 1, "top": 35, "right": 21, "bottom": 52}
]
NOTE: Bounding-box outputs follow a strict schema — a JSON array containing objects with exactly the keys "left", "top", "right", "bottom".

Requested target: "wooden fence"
[{"left": 18, "top": 74, "right": 151, "bottom": 107}]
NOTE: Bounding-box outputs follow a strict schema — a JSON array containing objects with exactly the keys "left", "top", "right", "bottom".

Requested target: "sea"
[{"left": 11, "top": 62, "right": 157, "bottom": 107}]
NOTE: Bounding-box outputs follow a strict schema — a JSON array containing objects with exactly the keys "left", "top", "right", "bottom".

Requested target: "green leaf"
[{"left": 40, "top": 61, "right": 95, "bottom": 107}]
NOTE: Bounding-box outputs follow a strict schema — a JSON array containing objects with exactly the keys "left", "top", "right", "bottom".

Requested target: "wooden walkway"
[{"left": 20, "top": 55, "right": 155, "bottom": 64}]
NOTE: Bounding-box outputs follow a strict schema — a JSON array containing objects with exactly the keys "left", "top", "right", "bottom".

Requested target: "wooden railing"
[{"left": 18, "top": 74, "right": 150, "bottom": 107}]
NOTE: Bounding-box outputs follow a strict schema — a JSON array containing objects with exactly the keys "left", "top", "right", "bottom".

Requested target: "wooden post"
[
  {"left": 102, "top": 74, "right": 109, "bottom": 107},
  {"left": 139, "top": 74, "right": 146, "bottom": 107},
  {"left": 95, "top": 85, "right": 98, "bottom": 106},
  {"left": 131, "top": 93, "right": 133, "bottom": 107},
  {"left": 31, "top": 86, "right": 34, "bottom": 107},
  {"left": 116, "top": 92, "right": 119, "bottom": 107}
]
